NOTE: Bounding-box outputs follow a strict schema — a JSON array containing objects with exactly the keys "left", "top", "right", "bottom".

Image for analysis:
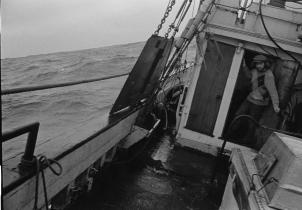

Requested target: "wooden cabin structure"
[
  {"left": 2, "top": 0, "right": 302, "bottom": 209},
  {"left": 175, "top": 0, "right": 302, "bottom": 155}
]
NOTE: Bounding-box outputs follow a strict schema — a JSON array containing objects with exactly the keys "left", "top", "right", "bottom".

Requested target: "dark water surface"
[{"left": 66, "top": 133, "right": 228, "bottom": 210}]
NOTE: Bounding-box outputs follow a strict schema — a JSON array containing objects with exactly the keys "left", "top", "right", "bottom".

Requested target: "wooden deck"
[
  {"left": 2, "top": 108, "right": 140, "bottom": 210},
  {"left": 66, "top": 132, "right": 230, "bottom": 210}
]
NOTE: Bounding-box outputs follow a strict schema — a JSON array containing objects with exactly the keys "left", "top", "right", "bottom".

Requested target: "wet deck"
[{"left": 67, "top": 132, "right": 229, "bottom": 210}]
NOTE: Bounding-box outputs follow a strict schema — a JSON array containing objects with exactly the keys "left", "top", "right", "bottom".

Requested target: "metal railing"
[{"left": 2, "top": 122, "right": 40, "bottom": 165}]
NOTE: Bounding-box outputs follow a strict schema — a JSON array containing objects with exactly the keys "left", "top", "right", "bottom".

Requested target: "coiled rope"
[
  {"left": 2, "top": 72, "right": 129, "bottom": 95},
  {"left": 34, "top": 155, "right": 63, "bottom": 210}
]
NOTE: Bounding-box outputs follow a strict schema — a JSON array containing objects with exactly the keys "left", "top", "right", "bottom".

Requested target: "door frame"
[{"left": 177, "top": 38, "right": 246, "bottom": 154}]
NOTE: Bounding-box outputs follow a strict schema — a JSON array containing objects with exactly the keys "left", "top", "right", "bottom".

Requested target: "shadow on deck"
[{"left": 66, "top": 132, "right": 229, "bottom": 210}]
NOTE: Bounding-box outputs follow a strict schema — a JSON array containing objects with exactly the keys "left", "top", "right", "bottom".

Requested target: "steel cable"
[
  {"left": 2, "top": 72, "right": 129, "bottom": 95},
  {"left": 259, "top": 0, "right": 301, "bottom": 65}
]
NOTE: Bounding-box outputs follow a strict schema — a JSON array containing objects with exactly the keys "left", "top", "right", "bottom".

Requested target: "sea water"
[
  {"left": 2, "top": 40, "right": 196, "bottom": 158},
  {"left": 1, "top": 41, "right": 145, "bottom": 157}
]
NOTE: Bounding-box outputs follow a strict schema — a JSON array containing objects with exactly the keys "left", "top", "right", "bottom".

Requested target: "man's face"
[{"left": 255, "top": 61, "right": 265, "bottom": 71}]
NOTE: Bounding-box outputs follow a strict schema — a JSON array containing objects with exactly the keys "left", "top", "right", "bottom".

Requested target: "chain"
[
  {"left": 166, "top": 0, "right": 192, "bottom": 38},
  {"left": 165, "top": 24, "right": 175, "bottom": 38},
  {"left": 154, "top": 0, "right": 176, "bottom": 35}
]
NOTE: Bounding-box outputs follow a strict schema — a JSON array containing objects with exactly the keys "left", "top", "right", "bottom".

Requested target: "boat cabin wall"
[{"left": 176, "top": 36, "right": 301, "bottom": 155}]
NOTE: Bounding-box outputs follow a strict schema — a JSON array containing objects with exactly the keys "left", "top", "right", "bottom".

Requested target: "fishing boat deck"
[
  {"left": 66, "top": 132, "right": 229, "bottom": 210},
  {"left": 2, "top": 108, "right": 140, "bottom": 209}
]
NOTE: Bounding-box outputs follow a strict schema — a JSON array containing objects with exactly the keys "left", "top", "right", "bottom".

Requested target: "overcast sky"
[{"left": 1, "top": 0, "right": 197, "bottom": 58}]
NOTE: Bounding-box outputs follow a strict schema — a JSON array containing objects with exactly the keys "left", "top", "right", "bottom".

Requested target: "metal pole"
[
  {"left": 22, "top": 123, "right": 40, "bottom": 163},
  {"left": 2, "top": 122, "right": 40, "bottom": 168}
]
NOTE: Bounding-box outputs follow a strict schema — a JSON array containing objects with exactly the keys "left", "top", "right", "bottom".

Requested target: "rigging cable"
[
  {"left": 165, "top": 0, "right": 189, "bottom": 38},
  {"left": 161, "top": 3, "right": 213, "bottom": 83},
  {"left": 174, "top": 0, "right": 193, "bottom": 34},
  {"left": 219, "top": 115, "right": 302, "bottom": 157},
  {"left": 259, "top": 0, "right": 301, "bottom": 66},
  {"left": 1, "top": 72, "right": 129, "bottom": 95}
]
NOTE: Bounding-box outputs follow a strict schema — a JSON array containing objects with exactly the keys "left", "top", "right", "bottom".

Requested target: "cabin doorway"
[
  {"left": 222, "top": 49, "right": 300, "bottom": 149},
  {"left": 185, "top": 40, "right": 236, "bottom": 136}
]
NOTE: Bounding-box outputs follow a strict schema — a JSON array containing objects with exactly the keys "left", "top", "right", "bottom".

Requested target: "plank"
[
  {"left": 3, "top": 107, "right": 112, "bottom": 162},
  {"left": 3, "top": 111, "right": 139, "bottom": 210},
  {"left": 120, "top": 126, "right": 148, "bottom": 149}
]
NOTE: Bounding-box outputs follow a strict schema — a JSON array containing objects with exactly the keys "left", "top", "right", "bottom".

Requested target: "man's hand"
[{"left": 274, "top": 105, "right": 280, "bottom": 113}]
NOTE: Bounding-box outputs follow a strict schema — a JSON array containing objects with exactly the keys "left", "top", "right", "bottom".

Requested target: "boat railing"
[
  {"left": 2, "top": 122, "right": 40, "bottom": 169},
  {"left": 1, "top": 72, "right": 131, "bottom": 169},
  {"left": 1, "top": 72, "right": 129, "bottom": 95}
]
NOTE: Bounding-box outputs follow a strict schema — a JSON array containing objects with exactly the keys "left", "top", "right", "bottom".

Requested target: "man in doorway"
[{"left": 232, "top": 54, "right": 280, "bottom": 146}]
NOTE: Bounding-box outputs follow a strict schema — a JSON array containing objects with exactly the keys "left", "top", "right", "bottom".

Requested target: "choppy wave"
[
  {"left": 1, "top": 41, "right": 145, "bottom": 144},
  {"left": 24, "top": 65, "right": 40, "bottom": 71},
  {"left": 1, "top": 40, "right": 196, "bottom": 157}
]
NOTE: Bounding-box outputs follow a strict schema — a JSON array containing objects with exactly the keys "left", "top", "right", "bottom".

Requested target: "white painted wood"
[
  {"left": 3, "top": 111, "right": 139, "bottom": 210},
  {"left": 177, "top": 34, "right": 208, "bottom": 136},
  {"left": 177, "top": 128, "right": 254, "bottom": 156},
  {"left": 120, "top": 126, "right": 149, "bottom": 149},
  {"left": 175, "top": 67, "right": 195, "bottom": 132},
  {"left": 105, "top": 145, "right": 118, "bottom": 162},
  {"left": 176, "top": 36, "right": 252, "bottom": 156},
  {"left": 219, "top": 175, "right": 240, "bottom": 210},
  {"left": 222, "top": 136, "right": 302, "bottom": 210},
  {"left": 211, "top": 0, "right": 302, "bottom": 45},
  {"left": 208, "top": 34, "right": 302, "bottom": 61},
  {"left": 213, "top": 45, "right": 244, "bottom": 137},
  {"left": 207, "top": 25, "right": 302, "bottom": 57},
  {"left": 228, "top": 149, "right": 271, "bottom": 210},
  {"left": 2, "top": 110, "right": 111, "bottom": 162},
  {"left": 177, "top": 136, "right": 219, "bottom": 156},
  {"left": 258, "top": 133, "right": 302, "bottom": 210}
]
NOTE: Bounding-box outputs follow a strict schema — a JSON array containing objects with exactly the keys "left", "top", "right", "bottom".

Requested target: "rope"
[
  {"left": 259, "top": 0, "right": 301, "bottom": 65},
  {"left": 34, "top": 155, "right": 63, "bottom": 210},
  {"left": 256, "top": 177, "right": 279, "bottom": 193},
  {"left": 211, "top": 114, "right": 302, "bottom": 183},
  {"left": 165, "top": 0, "right": 191, "bottom": 38},
  {"left": 230, "top": 115, "right": 302, "bottom": 139},
  {"left": 2, "top": 72, "right": 129, "bottom": 95},
  {"left": 174, "top": 0, "right": 193, "bottom": 33}
]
